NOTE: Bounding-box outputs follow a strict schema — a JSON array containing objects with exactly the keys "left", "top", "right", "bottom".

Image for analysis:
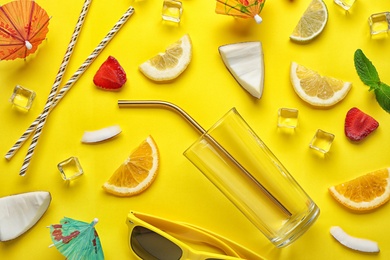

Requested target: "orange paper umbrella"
[
  {"left": 0, "top": 0, "right": 50, "bottom": 60},
  {"left": 216, "top": 0, "right": 266, "bottom": 24}
]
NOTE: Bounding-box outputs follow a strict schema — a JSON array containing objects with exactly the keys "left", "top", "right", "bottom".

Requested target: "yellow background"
[{"left": 1, "top": 0, "right": 390, "bottom": 259}]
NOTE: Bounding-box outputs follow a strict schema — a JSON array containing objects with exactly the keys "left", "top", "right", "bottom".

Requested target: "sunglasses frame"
[{"left": 126, "top": 211, "right": 264, "bottom": 260}]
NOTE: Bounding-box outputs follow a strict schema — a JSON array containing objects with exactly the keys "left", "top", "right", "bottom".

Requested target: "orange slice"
[
  {"left": 329, "top": 168, "right": 390, "bottom": 211},
  {"left": 102, "top": 136, "right": 159, "bottom": 196}
]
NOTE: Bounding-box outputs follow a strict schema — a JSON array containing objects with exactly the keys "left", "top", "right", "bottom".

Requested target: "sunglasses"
[{"left": 126, "top": 211, "right": 264, "bottom": 260}]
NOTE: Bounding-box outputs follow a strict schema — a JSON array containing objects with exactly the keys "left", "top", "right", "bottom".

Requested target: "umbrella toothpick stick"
[
  {"left": 18, "top": 6, "right": 135, "bottom": 176},
  {"left": 118, "top": 100, "right": 292, "bottom": 217},
  {"left": 4, "top": 0, "right": 92, "bottom": 160},
  {"left": 48, "top": 217, "right": 103, "bottom": 258},
  {"left": 215, "top": 0, "right": 264, "bottom": 24}
]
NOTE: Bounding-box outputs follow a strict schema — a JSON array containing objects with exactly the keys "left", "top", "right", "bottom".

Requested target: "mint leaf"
[
  {"left": 354, "top": 49, "right": 390, "bottom": 114},
  {"left": 375, "top": 82, "right": 390, "bottom": 113},
  {"left": 354, "top": 49, "right": 380, "bottom": 89}
]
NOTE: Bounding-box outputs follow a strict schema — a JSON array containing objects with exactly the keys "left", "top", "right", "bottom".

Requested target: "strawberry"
[
  {"left": 344, "top": 107, "right": 379, "bottom": 142},
  {"left": 93, "top": 56, "right": 126, "bottom": 90}
]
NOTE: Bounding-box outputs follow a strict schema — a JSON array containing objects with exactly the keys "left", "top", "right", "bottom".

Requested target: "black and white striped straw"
[
  {"left": 5, "top": 0, "right": 92, "bottom": 160},
  {"left": 19, "top": 6, "right": 135, "bottom": 176}
]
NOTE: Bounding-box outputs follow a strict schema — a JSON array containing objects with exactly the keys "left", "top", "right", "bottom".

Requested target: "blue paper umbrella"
[{"left": 49, "top": 217, "right": 104, "bottom": 260}]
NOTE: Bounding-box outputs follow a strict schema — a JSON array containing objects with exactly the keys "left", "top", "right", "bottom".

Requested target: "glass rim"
[{"left": 183, "top": 107, "right": 242, "bottom": 156}]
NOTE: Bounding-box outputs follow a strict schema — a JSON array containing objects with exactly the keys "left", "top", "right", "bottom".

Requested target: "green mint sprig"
[{"left": 354, "top": 49, "right": 390, "bottom": 113}]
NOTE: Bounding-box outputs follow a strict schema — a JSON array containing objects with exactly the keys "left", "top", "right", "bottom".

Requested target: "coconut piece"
[
  {"left": 219, "top": 41, "right": 264, "bottom": 99},
  {"left": 81, "top": 125, "right": 121, "bottom": 143},
  {"left": 0, "top": 191, "right": 51, "bottom": 241},
  {"left": 330, "top": 226, "right": 379, "bottom": 253}
]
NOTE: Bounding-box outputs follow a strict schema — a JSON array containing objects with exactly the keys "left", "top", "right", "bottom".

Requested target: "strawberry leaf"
[{"left": 354, "top": 49, "right": 380, "bottom": 90}]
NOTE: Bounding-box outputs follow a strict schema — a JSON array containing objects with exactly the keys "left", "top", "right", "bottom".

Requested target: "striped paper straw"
[
  {"left": 19, "top": 6, "right": 135, "bottom": 176},
  {"left": 5, "top": 0, "right": 92, "bottom": 160}
]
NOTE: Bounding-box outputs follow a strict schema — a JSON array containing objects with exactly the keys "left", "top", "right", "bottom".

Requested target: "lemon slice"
[
  {"left": 329, "top": 168, "right": 390, "bottom": 211},
  {"left": 290, "top": 0, "right": 328, "bottom": 43},
  {"left": 102, "top": 136, "right": 159, "bottom": 196},
  {"left": 290, "top": 62, "right": 352, "bottom": 107},
  {"left": 139, "top": 34, "right": 192, "bottom": 81}
]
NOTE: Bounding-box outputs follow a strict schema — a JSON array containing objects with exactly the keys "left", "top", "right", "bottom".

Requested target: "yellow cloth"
[{"left": 0, "top": 0, "right": 389, "bottom": 259}]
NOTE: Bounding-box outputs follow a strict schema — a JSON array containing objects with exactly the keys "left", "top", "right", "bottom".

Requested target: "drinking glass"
[{"left": 184, "top": 108, "right": 320, "bottom": 247}]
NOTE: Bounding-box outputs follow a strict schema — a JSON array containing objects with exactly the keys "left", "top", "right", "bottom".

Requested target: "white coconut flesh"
[
  {"left": 219, "top": 41, "right": 264, "bottom": 99},
  {"left": 330, "top": 226, "right": 379, "bottom": 253},
  {"left": 0, "top": 191, "right": 51, "bottom": 241},
  {"left": 81, "top": 125, "right": 122, "bottom": 143}
]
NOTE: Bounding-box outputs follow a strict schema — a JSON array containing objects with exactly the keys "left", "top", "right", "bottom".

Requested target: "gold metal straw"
[{"left": 118, "top": 100, "right": 291, "bottom": 217}]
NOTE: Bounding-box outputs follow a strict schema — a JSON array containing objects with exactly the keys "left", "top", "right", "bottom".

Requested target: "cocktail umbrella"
[
  {"left": 48, "top": 217, "right": 104, "bottom": 260},
  {"left": 216, "top": 0, "right": 266, "bottom": 24},
  {"left": 0, "top": 0, "right": 50, "bottom": 60}
]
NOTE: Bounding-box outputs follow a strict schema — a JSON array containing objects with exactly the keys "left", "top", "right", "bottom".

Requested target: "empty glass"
[{"left": 184, "top": 108, "right": 320, "bottom": 247}]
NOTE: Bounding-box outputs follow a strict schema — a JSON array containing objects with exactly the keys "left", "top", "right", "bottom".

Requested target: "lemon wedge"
[
  {"left": 139, "top": 34, "right": 192, "bottom": 82},
  {"left": 290, "top": 62, "right": 352, "bottom": 107}
]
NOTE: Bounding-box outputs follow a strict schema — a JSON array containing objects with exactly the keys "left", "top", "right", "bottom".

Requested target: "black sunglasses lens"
[{"left": 131, "top": 226, "right": 183, "bottom": 260}]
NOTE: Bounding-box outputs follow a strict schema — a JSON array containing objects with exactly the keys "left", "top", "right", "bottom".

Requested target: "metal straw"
[
  {"left": 118, "top": 100, "right": 291, "bottom": 217},
  {"left": 18, "top": 6, "right": 135, "bottom": 176},
  {"left": 5, "top": 0, "right": 92, "bottom": 160}
]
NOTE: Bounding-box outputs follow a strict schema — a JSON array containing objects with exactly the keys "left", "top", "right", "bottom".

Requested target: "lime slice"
[{"left": 290, "top": 0, "right": 328, "bottom": 43}]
